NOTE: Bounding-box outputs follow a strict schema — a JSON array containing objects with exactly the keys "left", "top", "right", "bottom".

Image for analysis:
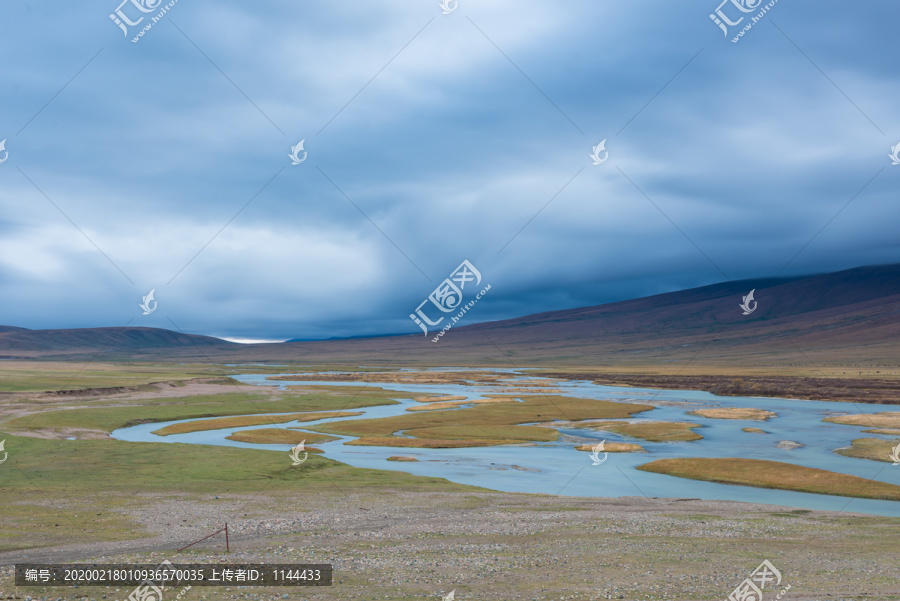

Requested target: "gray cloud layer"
[{"left": 1, "top": 0, "right": 898, "bottom": 339}]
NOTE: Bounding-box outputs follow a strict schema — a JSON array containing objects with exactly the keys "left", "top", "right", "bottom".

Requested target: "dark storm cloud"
[{"left": 0, "top": 0, "right": 898, "bottom": 339}]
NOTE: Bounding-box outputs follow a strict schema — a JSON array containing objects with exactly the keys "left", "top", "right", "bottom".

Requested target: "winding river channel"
[{"left": 111, "top": 370, "right": 900, "bottom": 517}]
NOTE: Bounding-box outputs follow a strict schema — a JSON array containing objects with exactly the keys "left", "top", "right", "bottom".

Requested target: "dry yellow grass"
[
  {"left": 347, "top": 437, "right": 518, "bottom": 448},
  {"left": 637, "top": 458, "right": 900, "bottom": 500},
  {"left": 576, "top": 420, "right": 703, "bottom": 442},
  {"left": 408, "top": 425, "right": 558, "bottom": 442},
  {"left": 386, "top": 456, "right": 419, "bottom": 462},
  {"left": 312, "top": 395, "right": 652, "bottom": 450},
  {"left": 824, "top": 412, "right": 900, "bottom": 429},
  {"left": 742, "top": 427, "right": 767, "bottom": 434},
  {"left": 405, "top": 397, "right": 517, "bottom": 412},
  {"left": 224, "top": 428, "right": 333, "bottom": 446},
  {"left": 492, "top": 387, "right": 562, "bottom": 394},
  {"left": 834, "top": 438, "right": 900, "bottom": 463},
  {"left": 575, "top": 442, "right": 644, "bottom": 452},
  {"left": 405, "top": 402, "right": 466, "bottom": 412},
  {"left": 345, "top": 420, "right": 558, "bottom": 447},
  {"left": 689, "top": 408, "right": 776, "bottom": 421},
  {"left": 862, "top": 428, "right": 900, "bottom": 435},
  {"left": 153, "top": 411, "right": 364, "bottom": 435},
  {"left": 412, "top": 395, "right": 467, "bottom": 403}
]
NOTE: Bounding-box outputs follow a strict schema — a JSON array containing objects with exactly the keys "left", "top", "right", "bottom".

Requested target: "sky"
[{"left": 1, "top": 0, "right": 898, "bottom": 341}]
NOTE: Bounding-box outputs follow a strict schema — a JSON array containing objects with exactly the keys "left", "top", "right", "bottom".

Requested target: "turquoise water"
[{"left": 110, "top": 372, "right": 900, "bottom": 517}]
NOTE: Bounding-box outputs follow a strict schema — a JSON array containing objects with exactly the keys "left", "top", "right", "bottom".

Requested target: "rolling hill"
[
  {"left": 0, "top": 326, "right": 230, "bottom": 355},
  {"left": 2, "top": 264, "right": 899, "bottom": 369},
  {"left": 216, "top": 263, "right": 900, "bottom": 368}
]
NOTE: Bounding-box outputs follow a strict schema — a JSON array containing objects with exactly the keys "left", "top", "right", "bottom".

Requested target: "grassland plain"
[
  {"left": 0, "top": 360, "right": 232, "bottom": 392},
  {"left": 0, "top": 370, "right": 467, "bottom": 556},
  {"left": 2, "top": 362, "right": 900, "bottom": 599},
  {"left": 2, "top": 386, "right": 403, "bottom": 437},
  {"left": 0, "top": 431, "right": 477, "bottom": 555}
]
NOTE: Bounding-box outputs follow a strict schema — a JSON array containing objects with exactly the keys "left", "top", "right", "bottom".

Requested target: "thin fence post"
[{"left": 176, "top": 525, "right": 229, "bottom": 553}]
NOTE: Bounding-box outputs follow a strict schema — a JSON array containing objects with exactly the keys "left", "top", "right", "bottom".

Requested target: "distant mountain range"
[
  {"left": 249, "top": 262, "right": 900, "bottom": 367},
  {"left": 3, "top": 263, "right": 900, "bottom": 366},
  {"left": 0, "top": 326, "right": 228, "bottom": 354}
]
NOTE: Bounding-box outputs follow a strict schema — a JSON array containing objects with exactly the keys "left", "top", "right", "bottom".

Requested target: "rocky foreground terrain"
[{"left": 1, "top": 492, "right": 897, "bottom": 601}]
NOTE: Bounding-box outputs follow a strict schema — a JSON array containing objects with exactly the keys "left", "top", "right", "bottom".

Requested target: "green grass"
[
  {"left": 0, "top": 431, "right": 484, "bottom": 553},
  {"left": 0, "top": 380, "right": 483, "bottom": 553},
  {"left": 0, "top": 361, "right": 221, "bottom": 392},
  {"left": 4, "top": 392, "right": 397, "bottom": 434},
  {"left": 637, "top": 458, "right": 900, "bottom": 501}
]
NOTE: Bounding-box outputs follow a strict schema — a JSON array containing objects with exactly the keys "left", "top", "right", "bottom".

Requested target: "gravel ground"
[{"left": 1, "top": 492, "right": 898, "bottom": 601}]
